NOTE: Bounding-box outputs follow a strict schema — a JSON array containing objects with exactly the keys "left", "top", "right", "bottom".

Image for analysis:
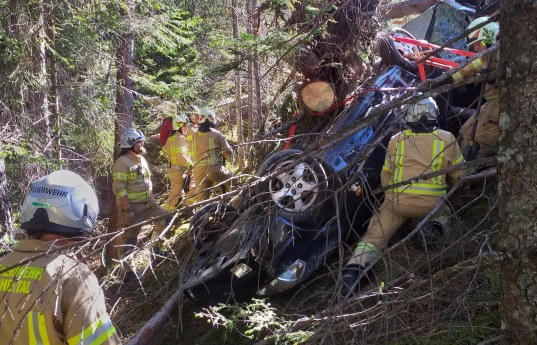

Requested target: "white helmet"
[
  {"left": 120, "top": 128, "right": 145, "bottom": 148},
  {"left": 172, "top": 113, "right": 190, "bottom": 130},
  {"left": 199, "top": 107, "right": 216, "bottom": 123},
  {"left": 20, "top": 171, "right": 99, "bottom": 237},
  {"left": 467, "top": 17, "right": 499, "bottom": 47},
  {"left": 186, "top": 105, "right": 201, "bottom": 116},
  {"left": 403, "top": 97, "right": 439, "bottom": 123}
]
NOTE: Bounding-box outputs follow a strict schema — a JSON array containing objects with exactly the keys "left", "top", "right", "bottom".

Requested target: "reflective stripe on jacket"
[
  {"left": 381, "top": 129, "right": 464, "bottom": 197},
  {"left": 112, "top": 152, "right": 152, "bottom": 202},
  {"left": 451, "top": 52, "right": 498, "bottom": 102},
  {"left": 191, "top": 128, "right": 233, "bottom": 167},
  {"left": 162, "top": 133, "right": 193, "bottom": 167},
  {"left": 0, "top": 239, "right": 120, "bottom": 345}
]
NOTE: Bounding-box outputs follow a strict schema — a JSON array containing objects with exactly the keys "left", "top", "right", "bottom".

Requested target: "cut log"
[{"left": 300, "top": 81, "right": 335, "bottom": 112}]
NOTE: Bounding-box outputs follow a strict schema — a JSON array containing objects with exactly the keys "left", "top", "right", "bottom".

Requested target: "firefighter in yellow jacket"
[
  {"left": 455, "top": 17, "right": 499, "bottom": 158},
  {"left": 189, "top": 106, "right": 234, "bottom": 203},
  {"left": 0, "top": 170, "right": 120, "bottom": 345},
  {"left": 112, "top": 128, "right": 169, "bottom": 256},
  {"left": 162, "top": 113, "right": 193, "bottom": 210},
  {"left": 341, "top": 97, "right": 465, "bottom": 295}
]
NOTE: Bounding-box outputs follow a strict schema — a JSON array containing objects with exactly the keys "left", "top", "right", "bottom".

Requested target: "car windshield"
[{"left": 429, "top": 2, "right": 473, "bottom": 63}]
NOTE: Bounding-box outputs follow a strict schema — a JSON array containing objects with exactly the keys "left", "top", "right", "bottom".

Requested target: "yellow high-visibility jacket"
[
  {"left": 162, "top": 133, "right": 193, "bottom": 168},
  {"left": 381, "top": 129, "right": 465, "bottom": 197},
  {"left": 0, "top": 239, "right": 120, "bottom": 345},
  {"left": 452, "top": 51, "right": 498, "bottom": 102},
  {"left": 112, "top": 151, "right": 152, "bottom": 203},
  {"left": 190, "top": 128, "right": 233, "bottom": 167}
]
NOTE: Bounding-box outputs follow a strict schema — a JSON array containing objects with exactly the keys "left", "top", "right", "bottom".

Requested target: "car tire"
[
  {"left": 378, "top": 36, "right": 418, "bottom": 73},
  {"left": 189, "top": 202, "right": 238, "bottom": 250},
  {"left": 256, "top": 149, "right": 329, "bottom": 223}
]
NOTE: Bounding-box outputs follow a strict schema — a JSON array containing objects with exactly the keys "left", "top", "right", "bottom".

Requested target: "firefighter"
[
  {"left": 453, "top": 17, "right": 500, "bottom": 159},
  {"left": 341, "top": 97, "right": 465, "bottom": 295},
  {"left": 186, "top": 104, "right": 201, "bottom": 130},
  {"left": 189, "top": 106, "right": 234, "bottom": 203},
  {"left": 162, "top": 113, "right": 193, "bottom": 210},
  {"left": 0, "top": 170, "right": 121, "bottom": 345},
  {"left": 112, "top": 128, "right": 169, "bottom": 257}
]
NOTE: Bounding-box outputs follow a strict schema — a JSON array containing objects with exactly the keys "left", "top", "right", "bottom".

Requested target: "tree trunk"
[
  {"left": 499, "top": 1, "right": 537, "bottom": 344},
  {"left": 27, "top": 0, "right": 52, "bottom": 154},
  {"left": 253, "top": 0, "right": 263, "bottom": 138},
  {"left": 246, "top": 0, "right": 254, "bottom": 170},
  {"left": 232, "top": 0, "right": 244, "bottom": 170},
  {"left": 0, "top": 157, "right": 14, "bottom": 236},
  {"left": 108, "top": 0, "right": 135, "bottom": 262},
  {"left": 5, "top": 0, "right": 24, "bottom": 119},
  {"left": 114, "top": 20, "right": 135, "bottom": 158},
  {"left": 47, "top": 14, "right": 62, "bottom": 165}
]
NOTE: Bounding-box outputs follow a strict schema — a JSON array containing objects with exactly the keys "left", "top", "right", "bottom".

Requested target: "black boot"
[{"left": 340, "top": 264, "right": 376, "bottom": 297}]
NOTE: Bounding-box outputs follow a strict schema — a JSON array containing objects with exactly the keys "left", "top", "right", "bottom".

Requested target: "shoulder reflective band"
[
  {"left": 68, "top": 317, "right": 117, "bottom": 345},
  {"left": 112, "top": 172, "right": 127, "bottom": 181},
  {"left": 127, "top": 191, "right": 148, "bottom": 201},
  {"left": 28, "top": 312, "right": 51, "bottom": 345},
  {"left": 453, "top": 57, "right": 485, "bottom": 83}
]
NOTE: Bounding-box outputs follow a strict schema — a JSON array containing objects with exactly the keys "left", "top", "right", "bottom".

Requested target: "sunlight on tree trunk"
[
  {"left": 27, "top": 0, "right": 52, "bottom": 155},
  {"left": 108, "top": 0, "right": 135, "bottom": 261},
  {"left": 0, "top": 157, "right": 14, "bottom": 236},
  {"left": 246, "top": 0, "right": 254, "bottom": 170},
  {"left": 47, "top": 14, "right": 62, "bottom": 165},
  {"left": 232, "top": 0, "right": 244, "bottom": 170},
  {"left": 499, "top": 1, "right": 537, "bottom": 344}
]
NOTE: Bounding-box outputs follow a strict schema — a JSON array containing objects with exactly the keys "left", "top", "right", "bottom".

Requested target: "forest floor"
[{"left": 98, "top": 176, "right": 503, "bottom": 345}]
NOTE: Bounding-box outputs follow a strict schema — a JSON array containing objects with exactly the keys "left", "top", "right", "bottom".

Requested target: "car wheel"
[
  {"left": 256, "top": 149, "right": 329, "bottom": 223},
  {"left": 377, "top": 35, "right": 418, "bottom": 73},
  {"left": 189, "top": 202, "right": 238, "bottom": 250}
]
